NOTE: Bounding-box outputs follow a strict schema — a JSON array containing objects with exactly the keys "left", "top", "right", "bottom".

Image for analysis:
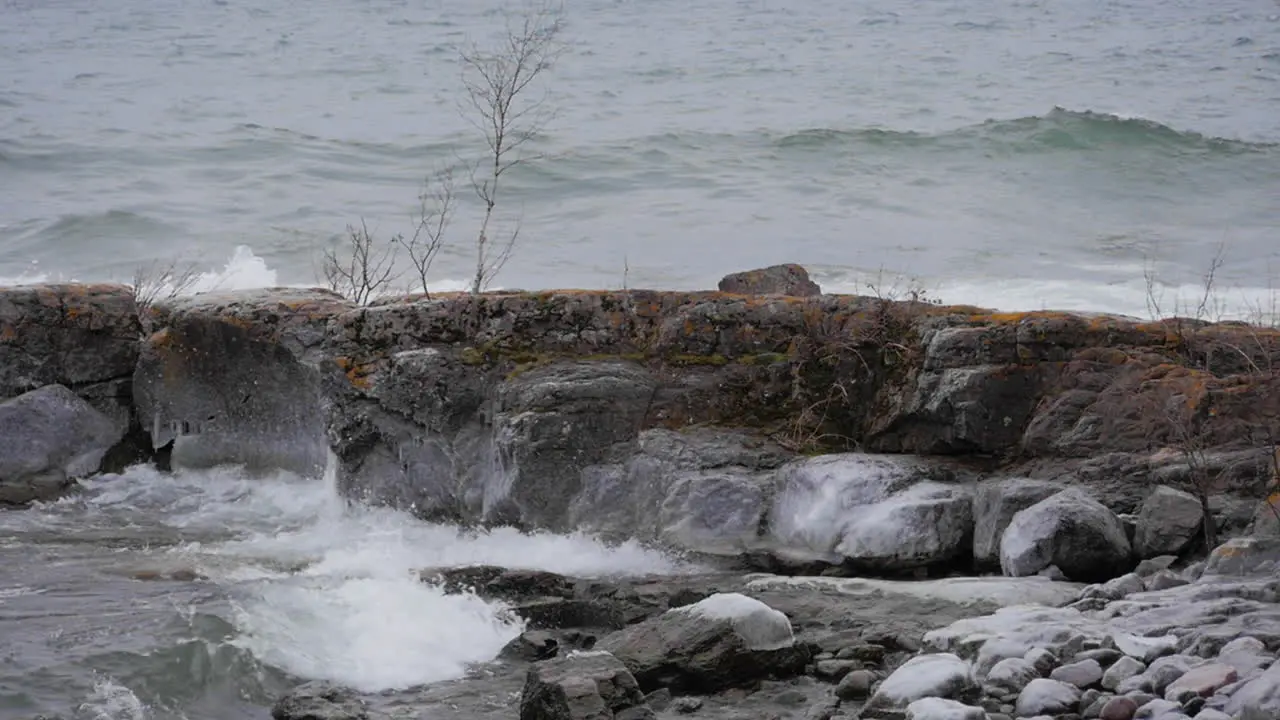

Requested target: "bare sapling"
[
  {"left": 394, "top": 168, "right": 456, "bottom": 298},
  {"left": 321, "top": 219, "right": 400, "bottom": 306},
  {"left": 459, "top": 2, "right": 566, "bottom": 294}
]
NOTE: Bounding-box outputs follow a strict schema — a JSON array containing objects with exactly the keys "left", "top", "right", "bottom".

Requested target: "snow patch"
[
  {"left": 682, "top": 592, "right": 794, "bottom": 651},
  {"left": 905, "top": 697, "right": 985, "bottom": 720}
]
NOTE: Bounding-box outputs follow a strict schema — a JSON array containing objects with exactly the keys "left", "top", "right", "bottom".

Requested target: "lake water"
[{"left": 2, "top": 0, "right": 1279, "bottom": 317}]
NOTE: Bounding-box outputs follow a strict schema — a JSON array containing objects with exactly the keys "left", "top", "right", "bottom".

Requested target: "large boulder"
[
  {"left": 717, "top": 264, "right": 821, "bottom": 297},
  {"left": 767, "top": 453, "right": 954, "bottom": 555},
  {"left": 597, "top": 592, "right": 806, "bottom": 693},
  {"left": 972, "top": 478, "right": 1063, "bottom": 568},
  {"left": 493, "top": 361, "right": 656, "bottom": 529},
  {"left": 1133, "top": 486, "right": 1204, "bottom": 558},
  {"left": 520, "top": 651, "right": 651, "bottom": 720},
  {"left": 0, "top": 284, "right": 140, "bottom": 399},
  {"left": 865, "top": 653, "right": 976, "bottom": 711},
  {"left": 568, "top": 429, "right": 790, "bottom": 555},
  {"left": 835, "top": 482, "right": 975, "bottom": 573},
  {"left": 1000, "top": 488, "right": 1133, "bottom": 582},
  {"left": 0, "top": 384, "right": 125, "bottom": 505}
]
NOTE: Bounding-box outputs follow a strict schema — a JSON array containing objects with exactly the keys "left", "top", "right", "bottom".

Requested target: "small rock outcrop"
[
  {"left": 866, "top": 653, "right": 976, "bottom": 711},
  {"left": 598, "top": 592, "right": 806, "bottom": 693},
  {"left": 0, "top": 283, "right": 140, "bottom": 400},
  {"left": 717, "top": 264, "right": 821, "bottom": 297},
  {"left": 0, "top": 384, "right": 125, "bottom": 505},
  {"left": 1000, "top": 488, "right": 1132, "bottom": 582},
  {"left": 271, "top": 682, "right": 369, "bottom": 720},
  {"left": 519, "top": 651, "right": 651, "bottom": 720}
]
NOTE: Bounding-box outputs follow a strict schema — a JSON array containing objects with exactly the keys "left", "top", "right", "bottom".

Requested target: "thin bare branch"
[
  {"left": 321, "top": 219, "right": 401, "bottom": 306},
  {"left": 394, "top": 168, "right": 456, "bottom": 298},
  {"left": 131, "top": 260, "right": 203, "bottom": 312}
]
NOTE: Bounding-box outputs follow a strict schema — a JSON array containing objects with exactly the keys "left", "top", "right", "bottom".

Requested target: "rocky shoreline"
[{"left": 3, "top": 265, "right": 1279, "bottom": 718}]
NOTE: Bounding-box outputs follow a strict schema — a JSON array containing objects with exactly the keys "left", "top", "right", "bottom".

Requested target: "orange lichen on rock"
[{"left": 335, "top": 356, "right": 375, "bottom": 390}]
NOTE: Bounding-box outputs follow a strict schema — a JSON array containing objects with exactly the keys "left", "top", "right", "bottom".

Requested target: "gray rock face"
[
  {"left": 972, "top": 478, "right": 1064, "bottom": 569},
  {"left": 271, "top": 682, "right": 369, "bottom": 720},
  {"left": 1202, "top": 536, "right": 1280, "bottom": 578},
  {"left": 870, "top": 362, "right": 1042, "bottom": 455},
  {"left": 330, "top": 346, "right": 496, "bottom": 521},
  {"left": 1103, "top": 657, "right": 1147, "bottom": 692},
  {"left": 1000, "top": 489, "right": 1133, "bottom": 583},
  {"left": 495, "top": 361, "right": 657, "bottom": 529},
  {"left": 133, "top": 298, "right": 331, "bottom": 478},
  {"left": 1134, "top": 486, "right": 1204, "bottom": 559},
  {"left": 568, "top": 428, "right": 789, "bottom": 554},
  {"left": 717, "top": 264, "right": 821, "bottom": 297},
  {"left": 598, "top": 593, "right": 806, "bottom": 694},
  {"left": 1052, "top": 658, "right": 1104, "bottom": 689},
  {"left": 0, "top": 385, "right": 124, "bottom": 505},
  {"left": 0, "top": 284, "right": 140, "bottom": 400},
  {"left": 519, "top": 651, "right": 650, "bottom": 720}
]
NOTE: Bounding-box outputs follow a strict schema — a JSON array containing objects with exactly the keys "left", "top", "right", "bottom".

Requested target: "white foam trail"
[
  {"left": 818, "top": 270, "right": 1279, "bottom": 326},
  {"left": 59, "top": 460, "right": 689, "bottom": 693}
]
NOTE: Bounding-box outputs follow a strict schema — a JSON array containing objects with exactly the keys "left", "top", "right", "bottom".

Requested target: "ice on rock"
[
  {"left": 986, "top": 657, "right": 1039, "bottom": 693},
  {"left": 1133, "top": 698, "right": 1183, "bottom": 718},
  {"left": 924, "top": 605, "right": 1109, "bottom": 659},
  {"left": 748, "top": 569, "right": 1082, "bottom": 608},
  {"left": 1102, "top": 656, "right": 1147, "bottom": 691},
  {"left": 904, "top": 697, "right": 986, "bottom": 720},
  {"left": 1113, "top": 632, "right": 1179, "bottom": 664},
  {"left": 867, "top": 653, "right": 975, "bottom": 710},
  {"left": 1015, "top": 678, "right": 1081, "bottom": 717},
  {"left": 835, "top": 482, "right": 974, "bottom": 571},
  {"left": 682, "top": 592, "right": 794, "bottom": 651},
  {"left": 977, "top": 638, "right": 1034, "bottom": 676},
  {"left": 767, "top": 453, "right": 933, "bottom": 553},
  {"left": 1226, "top": 659, "right": 1280, "bottom": 720},
  {"left": 1216, "top": 637, "right": 1272, "bottom": 681},
  {"left": 972, "top": 477, "right": 1063, "bottom": 568}
]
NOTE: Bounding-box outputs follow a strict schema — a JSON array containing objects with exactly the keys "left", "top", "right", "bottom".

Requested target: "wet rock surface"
[{"left": 0, "top": 384, "right": 125, "bottom": 505}]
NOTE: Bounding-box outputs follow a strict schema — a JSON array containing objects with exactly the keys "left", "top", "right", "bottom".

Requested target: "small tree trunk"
[{"left": 1199, "top": 490, "right": 1218, "bottom": 551}]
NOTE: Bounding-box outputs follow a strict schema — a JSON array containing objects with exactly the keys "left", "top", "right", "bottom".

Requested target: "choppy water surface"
[
  {"left": 0, "top": 463, "right": 685, "bottom": 718},
  {"left": 2, "top": 0, "right": 1279, "bottom": 314}
]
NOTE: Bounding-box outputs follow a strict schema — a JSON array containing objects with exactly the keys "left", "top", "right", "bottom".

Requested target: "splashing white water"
[
  {"left": 55, "top": 458, "right": 690, "bottom": 694},
  {"left": 76, "top": 678, "right": 150, "bottom": 720}
]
